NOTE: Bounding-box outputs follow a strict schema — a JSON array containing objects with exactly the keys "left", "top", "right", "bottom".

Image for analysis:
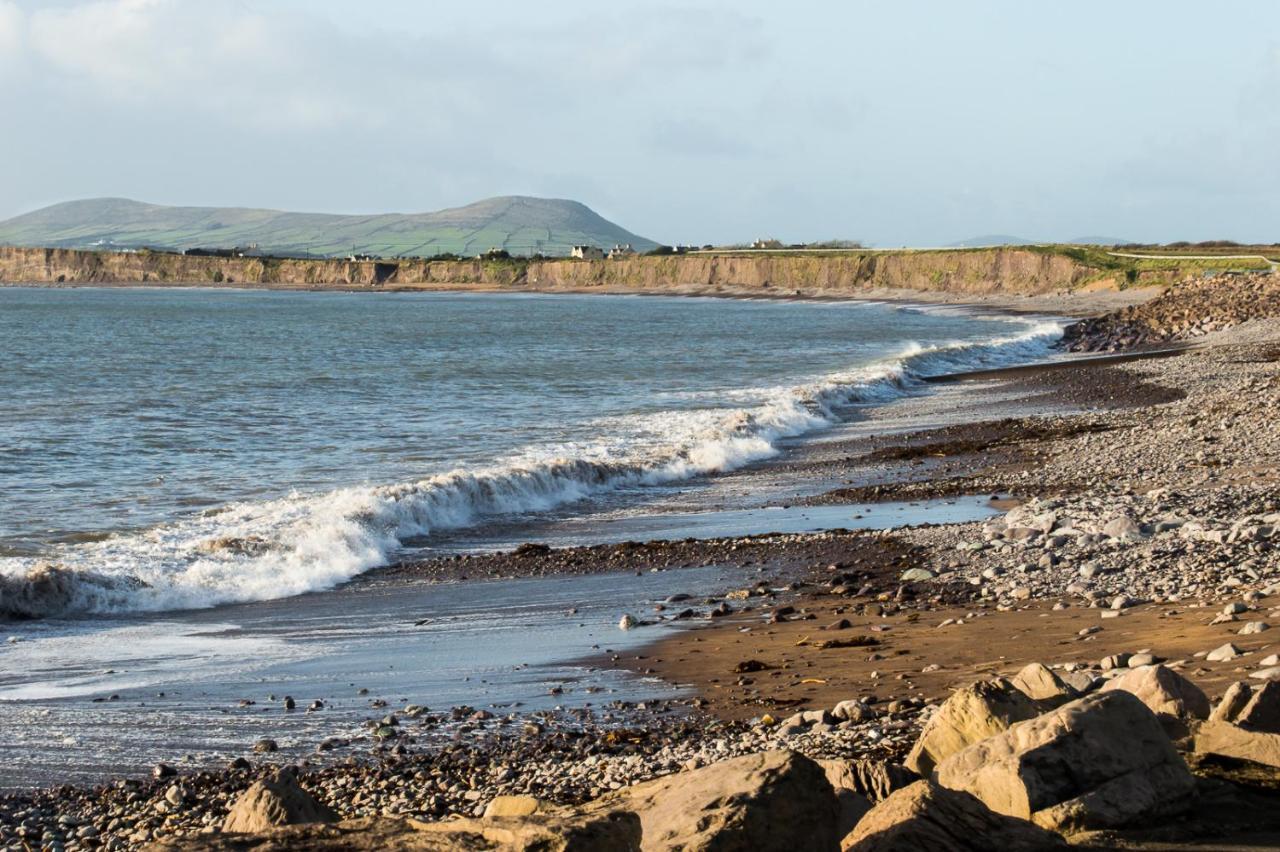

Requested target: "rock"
[
  {"left": 1240, "top": 621, "right": 1271, "bottom": 635},
  {"left": 1210, "top": 681, "right": 1254, "bottom": 724},
  {"left": 1212, "top": 681, "right": 1280, "bottom": 733},
  {"left": 1100, "top": 653, "right": 1131, "bottom": 671},
  {"left": 1009, "top": 663, "right": 1076, "bottom": 704},
  {"left": 842, "top": 780, "right": 1067, "bottom": 851},
  {"left": 1128, "top": 652, "right": 1157, "bottom": 667},
  {"left": 1207, "top": 643, "right": 1243, "bottom": 662},
  {"left": 1251, "top": 666, "right": 1280, "bottom": 681},
  {"left": 935, "top": 691, "right": 1196, "bottom": 834},
  {"left": 1103, "top": 515, "right": 1145, "bottom": 541},
  {"left": 483, "top": 796, "right": 543, "bottom": 819},
  {"left": 900, "top": 568, "right": 935, "bottom": 583},
  {"left": 253, "top": 738, "right": 279, "bottom": 753},
  {"left": 618, "top": 614, "right": 638, "bottom": 630},
  {"left": 832, "top": 699, "right": 875, "bottom": 722},
  {"left": 818, "top": 758, "right": 917, "bottom": 804},
  {"left": 222, "top": 770, "right": 338, "bottom": 834},
  {"left": 904, "top": 678, "right": 1042, "bottom": 776},
  {"left": 1098, "top": 664, "right": 1210, "bottom": 738},
  {"left": 1059, "top": 670, "right": 1097, "bottom": 694},
  {"left": 1195, "top": 720, "right": 1280, "bottom": 769},
  {"left": 1223, "top": 602, "right": 1249, "bottom": 616},
  {"left": 158, "top": 812, "right": 641, "bottom": 851},
  {"left": 151, "top": 763, "right": 176, "bottom": 779},
  {"left": 603, "top": 750, "right": 840, "bottom": 852},
  {"left": 815, "top": 761, "right": 873, "bottom": 840},
  {"left": 733, "top": 659, "right": 770, "bottom": 674}
]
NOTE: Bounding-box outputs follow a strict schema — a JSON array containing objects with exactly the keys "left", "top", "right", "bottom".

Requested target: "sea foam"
[{"left": 0, "top": 317, "right": 1062, "bottom": 618}]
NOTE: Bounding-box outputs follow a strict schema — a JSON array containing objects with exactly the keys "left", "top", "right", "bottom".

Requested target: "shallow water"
[
  {"left": 0, "top": 288, "right": 1058, "bottom": 617},
  {"left": 0, "top": 286, "right": 1052, "bottom": 787}
]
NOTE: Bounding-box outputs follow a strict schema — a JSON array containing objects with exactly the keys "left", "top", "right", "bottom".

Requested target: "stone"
[
  {"left": 900, "top": 568, "right": 935, "bottom": 583},
  {"left": 1210, "top": 681, "right": 1254, "bottom": 724},
  {"left": 832, "top": 699, "right": 876, "bottom": 723},
  {"left": 1103, "top": 515, "right": 1145, "bottom": 541},
  {"left": 1223, "top": 602, "right": 1249, "bottom": 616},
  {"left": 815, "top": 760, "right": 874, "bottom": 840},
  {"left": 818, "top": 758, "right": 917, "bottom": 804},
  {"left": 1240, "top": 621, "right": 1271, "bottom": 635},
  {"left": 151, "top": 763, "right": 177, "bottom": 779},
  {"left": 253, "top": 738, "right": 278, "bottom": 753},
  {"left": 904, "top": 678, "right": 1042, "bottom": 777},
  {"left": 618, "top": 614, "right": 638, "bottom": 630},
  {"left": 222, "top": 770, "right": 338, "bottom": 834},
  {"left": 1100, "top": 653, "right": 1131, "bottom": 671},
  {"left": 935, "top": 691, "right": 1196, "bottom": 834},
  {"left": 483, "top": 796, "right": 543, "bottom": 819},
  {"left": 1195, "top": 720, "right": 1280, "bottom": 769},
  {"left": 1251, "top": 666, "right": 1280, "bottom": 681},
  {"left": 156, "top": 813, "right": 642, "bottom": 851},
  {"left": 1059, "top": 670, "right": 1097, "bottom": 694},
  {"left": 602, "top": 750, "right": 840, "bottom": 852},
  {"left": 1128, "top": 653, "right": 1157, "bottom": 667},
  {"left": 842, "top": 780, "right": 1067, "bottom": 852},
  {"left": 1207, "top": 643, "right": 1243, "bottom": 662},
  {"left": 1098, "top": 664, "right": 1211, "bottom": 738},
  {"left": 1220, "top": 681, "right": 1280, "bottom": 733},
  {"left": 1010, "top": 662, "right": 1076, "bottom": 704}
]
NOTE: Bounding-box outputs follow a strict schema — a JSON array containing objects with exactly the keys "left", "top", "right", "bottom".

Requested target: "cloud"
[
  {"left": 13, "top": 0, "right": 396, "bottom": 128},
  {"left": 0, "top": 1, "right": 24, "bottom": 66}
]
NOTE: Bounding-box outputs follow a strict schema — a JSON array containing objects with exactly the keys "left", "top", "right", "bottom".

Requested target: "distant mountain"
[
  {"left": 947, "top": 235, "right": 1037, "bottom": 248},
  {"left": 1067, "top": 236, "right": 1132, "bottom": 246},
  {"left": 0, "top": 196, "right": 659, "bottom": 258}
]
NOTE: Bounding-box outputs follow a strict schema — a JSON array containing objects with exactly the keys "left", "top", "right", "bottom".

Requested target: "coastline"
[
  {"left": 5, "top": 273, "right": 1280, "bottom": 849},
  {"left": 0, "top": 276, "right": 1159, "bottom": 319}
]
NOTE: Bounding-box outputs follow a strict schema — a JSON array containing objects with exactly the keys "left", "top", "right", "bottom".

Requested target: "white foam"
[{"left": 0, "top": 318, "right": 1063, "bottom": 618}]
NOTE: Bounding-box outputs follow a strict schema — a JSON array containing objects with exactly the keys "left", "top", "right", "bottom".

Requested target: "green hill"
[{"left": 0, "top": 196, "right": 659, "bottom": 258}]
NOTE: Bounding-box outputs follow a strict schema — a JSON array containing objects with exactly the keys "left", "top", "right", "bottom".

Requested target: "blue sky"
[{"left": 0, "top": 0, "right": 1277, "bottom": 245}]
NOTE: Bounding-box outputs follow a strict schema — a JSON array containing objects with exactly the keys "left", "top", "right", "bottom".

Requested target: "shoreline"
[
  {"left": 0, "top": 276, "right": 1159, "bottom": 318},
  {"left": 4, "top": 275, "right": 1280, "bottom": 848}
]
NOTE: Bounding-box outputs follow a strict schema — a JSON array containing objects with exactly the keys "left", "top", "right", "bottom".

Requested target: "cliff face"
[{"left": 0, "top": 246, "right": 1100, "bottom": 296}]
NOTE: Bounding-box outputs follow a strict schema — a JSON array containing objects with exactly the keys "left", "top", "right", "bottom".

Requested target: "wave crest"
[{"left": 0, "top": 317, "right": 1062, "bottom": 618}]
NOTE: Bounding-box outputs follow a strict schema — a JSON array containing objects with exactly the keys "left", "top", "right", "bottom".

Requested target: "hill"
[{"left": 0, "top": 196, "right": 659, "bottom": 258}]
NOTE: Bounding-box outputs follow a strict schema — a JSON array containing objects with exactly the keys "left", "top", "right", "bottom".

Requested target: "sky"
[{"left": 0, "top": 0, "right": 1277, "bottom": 246}]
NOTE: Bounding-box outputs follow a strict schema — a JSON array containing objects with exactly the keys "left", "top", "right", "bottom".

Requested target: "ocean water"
[{"left": 0, "top": 287, "right": 1061, "bottom": 619}]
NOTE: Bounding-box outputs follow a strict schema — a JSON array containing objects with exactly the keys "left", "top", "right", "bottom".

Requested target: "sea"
[{"left": 0, "top": 286, "right": 1063, "bottom": 786}]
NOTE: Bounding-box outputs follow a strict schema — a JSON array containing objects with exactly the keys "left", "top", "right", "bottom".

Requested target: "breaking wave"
[{"left": 0, "top": 318, "right": 1063, "bottom": 619}]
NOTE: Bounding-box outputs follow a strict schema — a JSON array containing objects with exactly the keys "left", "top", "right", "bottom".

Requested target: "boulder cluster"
[
  {"left": 133, "top": 660, "right": 1280, "bottom": 850},
  {"left": 1061, "top": 271, "right": 1280, "bottom": 352}
]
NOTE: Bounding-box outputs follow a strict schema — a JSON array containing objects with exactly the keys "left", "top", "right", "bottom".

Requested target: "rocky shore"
[{"left": 5, "top": 274, "right": 1280, "bottom": 850}]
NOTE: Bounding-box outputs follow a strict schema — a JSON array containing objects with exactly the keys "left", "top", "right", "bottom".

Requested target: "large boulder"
[
  {"left": 221, "top": 770, "right": 338, "bottom": 834},
  {"left": 904, "top": 678, "right": 1042, "bottom": 776},
  {"left": 1209, "top": 681, "right": 1280, "bottom": 733},
  {"left": 604, "top": 749, "right": 841, "bottom": 852},
  {"left": 1195, "top": 720, "right": 1280, "bottom": 768},
  {"left": 1010, "top": 663, "right": 1077, "bottom": 704},
  {"left": 841, "top": 780, "right": 1067, "bottom": 851},
  {"left": 1098, "top": 664, "right": 1210, "bottom": 738},
  {"left": 935, "top": 691, "right": 1196, "bottom": 834}
]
